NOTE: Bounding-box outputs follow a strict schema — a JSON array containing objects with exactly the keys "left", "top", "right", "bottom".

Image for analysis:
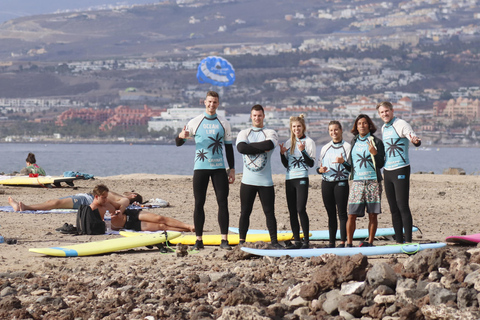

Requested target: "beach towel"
[
  {"left": 63, "top": 171, "right": 95, "bottom": 180},
  {"left": 0, "top": 206, "right": 76, "bottom": 214}
]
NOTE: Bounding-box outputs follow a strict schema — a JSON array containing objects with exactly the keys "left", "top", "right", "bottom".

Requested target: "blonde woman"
[{"left": 279, "top": 114, "right": 316, "bottom": 249}]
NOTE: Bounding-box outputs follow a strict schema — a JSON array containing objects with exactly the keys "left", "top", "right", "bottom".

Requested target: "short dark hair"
[
  {"left": 93, "top": 184, "right": 109, "bottom": 197},
  {"left": 351, "top": 114, "right": 377, "bottom": 136},
  {"left": 251, "top": 104, "right": 264, "bottom": 114},
  {"left": 131, "top": 193, "right": 143, "bottom": 204},
  {"left": 26, "top": 153, "right": 36, "bottom": 164},
  {"left": 206, "top": 91, "right": 219, "bottom": 99},
  {"left": 376, "top": 101, "right": 393, "bottom": 111}
]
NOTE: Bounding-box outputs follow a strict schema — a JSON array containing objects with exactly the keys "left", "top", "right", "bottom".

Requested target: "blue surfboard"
[
  {"left": 241, "top": 242, "right": 446, "bottom": 258},
  {"left": 229, "top": 227, "right": 419, "bottom": 241}
]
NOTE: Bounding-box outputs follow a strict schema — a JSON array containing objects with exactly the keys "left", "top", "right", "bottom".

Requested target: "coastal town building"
[{"left": 442, "top": 97, "right": 480, "bottom": 120}]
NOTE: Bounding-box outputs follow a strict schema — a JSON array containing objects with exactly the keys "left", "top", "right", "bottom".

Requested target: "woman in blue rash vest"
[
  {"left": 279, "top": 114, "right": 316, "bottom": 249},
  {"left": 344, "top": 114, "right": 385, "bottom": 247},
  {"left": 317, "top": 120, "right": 351, "bottom": 248}
]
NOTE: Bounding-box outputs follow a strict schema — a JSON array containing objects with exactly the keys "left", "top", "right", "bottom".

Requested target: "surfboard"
[
  {"left": 120, "top": 231, "right": 298, "bottom": 245},
  {"left": 0, "top": 175, "right": 81, "bottom": 187},
  {"left": 228, "top": 227, "right": 419, "bottom": 240},
  {"left": 241, "top": 242, "right": 446, "bottom": 258},
  {"left": 29, "top": 231, "right": 181, "bottom": 257},
  {"left": 445, "top": 233, "right": 480, "bottom": 245}
]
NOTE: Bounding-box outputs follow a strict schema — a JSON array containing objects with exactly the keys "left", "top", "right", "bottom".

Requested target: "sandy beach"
[
  {"left": 1, "top": 173, "right": 479, "bottom": 270},
  {"left": 1, "top": 173, "right": 479, "bottom": 319}
]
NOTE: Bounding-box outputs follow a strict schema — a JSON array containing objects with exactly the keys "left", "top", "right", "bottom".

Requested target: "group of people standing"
[{"left": 176, "top": 91, "right": 421, "bottom": 250}]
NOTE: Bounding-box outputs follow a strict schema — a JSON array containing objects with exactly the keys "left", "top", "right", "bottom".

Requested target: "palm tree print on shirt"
[
  {"left": 329, "top": 164, "right": 349, "bottom": 181},
  {"left": 356, "top": 151, "right": 375, "bottom": 170},
  {"left": 196, "top": 149, "right": 208, "bottom": 162},
  {"left": 288, "top": 156, "right": 307, "bottom": 172},
  {"left": 208, "top": 133, "right": 223, "bottom": 155},
  {"left": 386, "top": 138, "right": 406, "bottom": 163}
]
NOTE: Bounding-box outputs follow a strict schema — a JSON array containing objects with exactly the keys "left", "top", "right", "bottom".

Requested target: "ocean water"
[{"left": 1, "top": 143, "right": 479, "bottom": 177}]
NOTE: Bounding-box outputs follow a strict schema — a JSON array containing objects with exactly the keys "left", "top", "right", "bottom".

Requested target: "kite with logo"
[{"left": 196, "top": 56, "right": 235, "bottom": 87}]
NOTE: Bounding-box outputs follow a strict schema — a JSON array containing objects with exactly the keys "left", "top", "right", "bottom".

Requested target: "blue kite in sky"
[{"left": 197, "top": 56, "right": 235, "bottom": 87}]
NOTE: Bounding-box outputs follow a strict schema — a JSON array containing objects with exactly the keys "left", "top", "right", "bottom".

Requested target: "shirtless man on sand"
[
  {"left": 8, "top": 190, "right": 142, "bottom": 213},
  {"left": 90, "top": 184, "right": 195, "bottom": 232}
]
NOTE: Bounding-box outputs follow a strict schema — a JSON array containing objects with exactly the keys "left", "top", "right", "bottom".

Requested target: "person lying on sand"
[
  {"left": 90, "top": 184, "right": 194, "bottom": 232},
  {"left": 8, "top": 188, "right": 142, "bottom": 213}
]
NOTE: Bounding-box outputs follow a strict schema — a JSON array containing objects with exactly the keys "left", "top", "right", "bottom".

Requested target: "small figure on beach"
[
  {"left": 21, "top": 153, "right": 46, "bottom": 176},
  {"left": 279, "top": 114, "right": 316, "bottom": 249},
  {"left": 377, "top": 101, "right": 421, "bottom": 244},
  {"left": 175, "top": 91, "right": 235, "bottom": 250},
  {"left": 8, "top": 189, "right": 142, "bottom": 212},
  {"left": 344, "top": 114, "right": 385, "bottom": 247},
  {"left": 317, "top": 120, "right": 351, "bottom": 248},
  {"left": 236, "top": 104, "right": 283, "bottom": 249}
]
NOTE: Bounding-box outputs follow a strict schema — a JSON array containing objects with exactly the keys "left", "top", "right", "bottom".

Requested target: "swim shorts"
[
  {"left": 124, "top": 209, "right": 142, "bottom": 231},
  {"left": 348, "top": 180, "right": 382, "bottom": 217},
  {"left": 60, "top": 193, "right": 94, "bottom": 209}
]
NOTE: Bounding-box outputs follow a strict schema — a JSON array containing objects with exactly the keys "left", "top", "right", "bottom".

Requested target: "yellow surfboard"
[
  {"left": 120, "top": 231, "right": 300, "bottom": 245},
  {"left": 29, "top": 231, "right": 181, "bottom": 257},
  {"left": 0, "top": 175, "right": 80, "bottom": 187}
]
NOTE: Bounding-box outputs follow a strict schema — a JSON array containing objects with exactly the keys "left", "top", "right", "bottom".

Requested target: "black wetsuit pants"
[
  {"left": 286, "top": 178, "right": 309, "bottom": 242},
  {"left": 193, "top": 169, "right": 229, "bottom": 237},
  {"left": 238, "top": 183, "right": 277, "bottom": 243},
  {"left": 321, "top": 179, "right": 349, "bottom": 244},
  {"left": 384, "top": 166, "right": 413, "bottom": 243}
]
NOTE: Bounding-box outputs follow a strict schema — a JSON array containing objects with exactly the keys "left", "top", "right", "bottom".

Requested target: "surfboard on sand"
[
  {"left": 445, "top": 233, "right": 480, "bottom": 245},
  {"left": 29, "top": 231, "right": 181, "bottom": 257},
  {"left": 241, "top": 242, "right": 446, "bottom": 258},
  {"left": 228, "top": 227, "right": 419, "bottom": 241},
  {"left": 120, "top": 230, "right": 300, "bottom": 246},
  {"left": 0, "top": 175, "right": 81, "bottom": 187}
]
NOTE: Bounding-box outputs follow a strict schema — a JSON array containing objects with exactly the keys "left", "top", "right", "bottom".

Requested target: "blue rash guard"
[
  {"left": 318, "top": 140, "right": 351, "bottom": 182},
  {"left": 382, "top": 117, "right": 418, "bottom": 171},
  {"left": 351, "top": 133, "right": 377, "bottom": 181},
  {"left": 184, "top": 112, "right": 233, "bottom": 170}
]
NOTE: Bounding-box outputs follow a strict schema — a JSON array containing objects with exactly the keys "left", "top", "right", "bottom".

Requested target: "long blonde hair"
[{"left": 289, "top": 114, "right": 306, "bottom": 155}]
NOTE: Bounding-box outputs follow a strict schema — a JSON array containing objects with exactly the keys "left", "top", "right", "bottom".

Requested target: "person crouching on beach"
[
  {"left": 344, "top": 114, "right": 385, "bottom": 247},
  {"left": 21, "top": 152, "right": 46, "bottom": 176},
  {"left": 279, "top": 114, "right": 316, "bottom": 249}
]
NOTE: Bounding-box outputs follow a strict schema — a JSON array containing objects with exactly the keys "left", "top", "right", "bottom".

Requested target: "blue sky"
[{"left": 0, "top": 1, "right": 158, "bottom": 23}]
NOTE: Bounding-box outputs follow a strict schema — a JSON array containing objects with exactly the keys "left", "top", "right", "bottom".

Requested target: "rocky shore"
[{"left": 1, "top": 174, "right": 480, "bottom": 319}]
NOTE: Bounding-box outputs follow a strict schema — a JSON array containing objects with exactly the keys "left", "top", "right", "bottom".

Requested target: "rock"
[
  {"left": 457, "top": 287, "right": 479, "bottom": 309},
  {"left": 337, "top": 294, "right": 365, "bottom": 317},
  {"left": 299, "top": 282, "right": 320, "bottom": 300},
  {"left": 403, "top": 247, "right": 448, "bottom": 277},
  {"left": 366, "top": 262, "right": 398, "bottom": 289},
  {"left": 311, "top": 254, "right": 368, "bottom": 291},
  {"left": 428, "top": 285, "right": 456, "bottom": 306},
  {"left": 280, "top": 284, "right": 308, "bottom": 308},
  {"left": 464, "top": 269, "right": 480, "bottom": 291},
  {"left": 373, "top": 284, "right": 395, "bottom": 296},
  {"left": 443, "top": 167, "right": 466, "bottom": 175},
  {"left": 373, "top": 295, "right": 396, "bottom": 304},
  {"left": 224, "top": 287, "right": 266, "bottom": 306},
  {"left": 340, "top": 281, "right": 366, "bottom": 295},
  {"left": 0, "top": 287, "right": 16, "bottom": 297},
  {"left": 421, "top": 304, "right": 480, "bottom": 319},
  {"left": 0, "top": 296, "right": 22, "bottom": 311},
  {"left": 322, "top": 289, "right": 341, "bottom": 315},
  {"left": 218, "top": 305, "right": 269, "bottom": 320}
]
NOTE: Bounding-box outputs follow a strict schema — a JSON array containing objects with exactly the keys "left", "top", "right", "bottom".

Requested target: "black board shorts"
[{"left": 124, "top": 209, "right": 142, "bottom": 231}]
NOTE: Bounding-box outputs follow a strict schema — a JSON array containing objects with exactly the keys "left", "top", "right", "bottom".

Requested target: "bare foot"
[
  {"left": 18, "top": 201, "right": 26, "bottom": 212},
  {"left": 189, "top": 225, "right": 195, "bottom": 233},
  {"left": 8, "top": 196, "right": 20, "bottom": 211}
]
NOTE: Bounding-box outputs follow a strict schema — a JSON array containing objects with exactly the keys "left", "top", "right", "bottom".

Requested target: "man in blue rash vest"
[
  {"left": 236, "top": 104, "right": 283, "bottom": 249},
  {"left": 376, "top": 101, "right": 421, "bottom": 244},
  {"left": 175, "top": 91, "right": 235, "bottom": 250}
]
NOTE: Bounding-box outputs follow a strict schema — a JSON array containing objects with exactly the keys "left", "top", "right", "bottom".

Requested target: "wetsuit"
[
  {"left": 317, "top": 140, "right": 351, "bottom": 245},
  {"left": 176, "top": 112, "right": 234, "bottom": 237},
  {"left": 280, "top": 135, "right": 316, "bottom": 243},
  {"left": 382, "top": 117, "right": 420, "bottom": 243},
  {"left": 236, "top": 126, "right": 278, "bottom": 243}
]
